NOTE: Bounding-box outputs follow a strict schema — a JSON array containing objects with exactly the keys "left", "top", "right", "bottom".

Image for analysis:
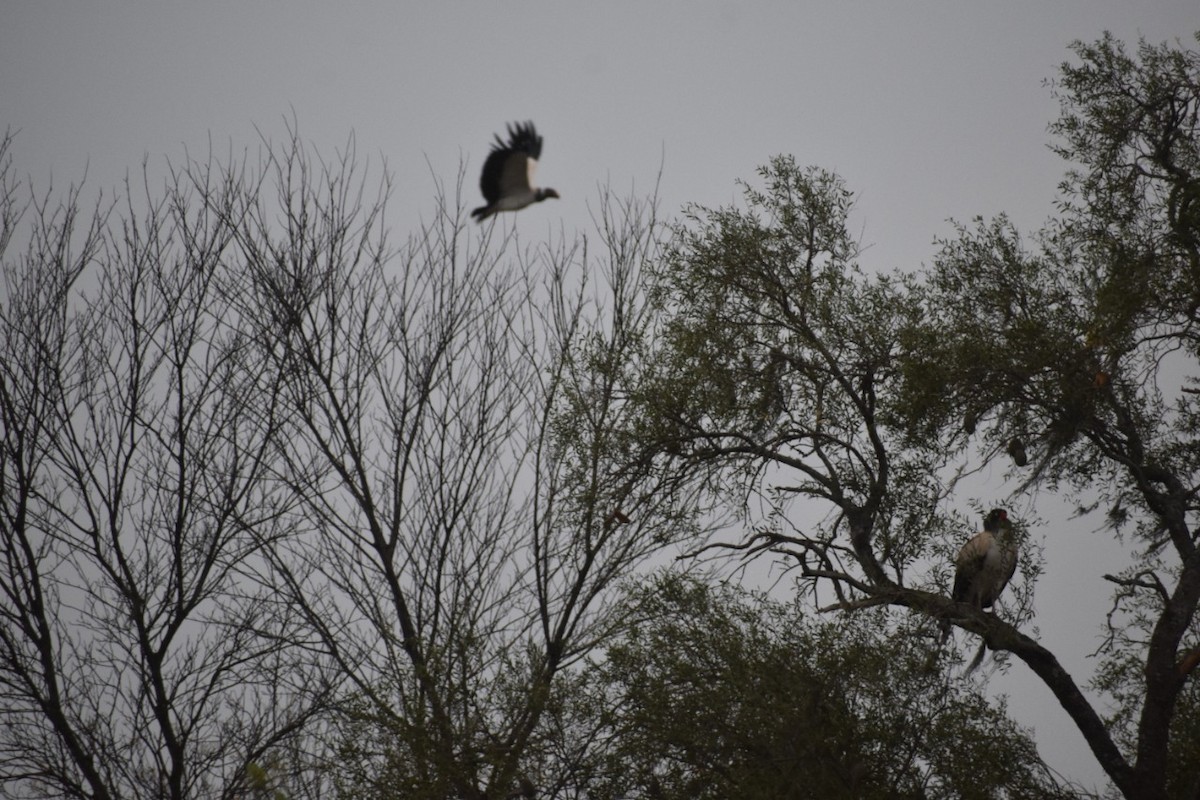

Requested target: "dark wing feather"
[
  {"left": 478, "top": 147, "right": 509, "bottom": 205},
  {"left": 497, "top": 152, "right": 535, "bottom": 200},
  {"left": 952, "top": 530, "right": 992, "bottom": 602},
  {"left": 478, "top": 121, "right": 543, "bottom": 204},
  {"left": 999, "top": 537, "right": 1019, "bottom": 591},
  {"left": 505, "top": 121, "right": 543, "bottom": 160}
]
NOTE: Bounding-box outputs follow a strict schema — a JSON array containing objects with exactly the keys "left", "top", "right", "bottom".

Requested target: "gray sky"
[{"left": 3, "top": 2, "right": 1197, "bottom": 792}]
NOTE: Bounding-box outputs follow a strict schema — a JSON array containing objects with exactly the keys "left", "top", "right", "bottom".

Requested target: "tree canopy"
[
  {"left": 625, "top": 31, "right": 1200, "bottom": 800},
  {"left": 582, "top": 573, "right": 1073, "bottom": 800}
]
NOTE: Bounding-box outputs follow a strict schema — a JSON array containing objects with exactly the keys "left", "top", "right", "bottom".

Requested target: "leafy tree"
[
  {"left": 5, "top": 29, "right": 1196, "bottom": 800},
  {"left": 905, "top": 32, "right": 1200, "bottom": 799},
  {"left": 576, "top": 573, "right": 1074, "bottom": 800},
  {"left": 625, "top": 32, "right": 1200, "bottom": 800}
]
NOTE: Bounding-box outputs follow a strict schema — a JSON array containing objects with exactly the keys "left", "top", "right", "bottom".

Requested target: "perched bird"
[
  {"left": 471, "top": 121, "right": 559, "bottom": 222},
  {"left": 947, "top": 508, "right": 1020, "bottom": 671},
  {"left": 953, "top": 508, "right": 1018, "bottom": 609}
]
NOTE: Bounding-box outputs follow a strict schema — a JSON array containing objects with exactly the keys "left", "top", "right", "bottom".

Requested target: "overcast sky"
[{"left": 3, "top": 2, "right": 1197, "bottom": 792}]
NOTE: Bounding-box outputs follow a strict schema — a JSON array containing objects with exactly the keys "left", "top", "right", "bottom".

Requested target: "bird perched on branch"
[
  {"left": 941, "top": 508, "right": 1020, "bottom": 671},
  {"left": 471, "top": 121, "right": 559, "bottom": 222},
  {"left": 953, "top": 508, "right": 1018, "bottom": 609}
]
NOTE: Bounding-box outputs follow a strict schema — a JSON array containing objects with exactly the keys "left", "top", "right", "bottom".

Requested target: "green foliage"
[
  {"left": 898, "top": 214, "right": 1112, "bottom": 488},
  {"left": 8, "top": 28, "right": 1198, "bottom": 800},
  {"left": 900, "top": 32, "right": 1200, "bottom": 502},
  {"left": 1051, "top": 33, "right": 1200, "bottom": 303},
  {"left": 580, "top": 574, "right": 1073, "bottom": 800},
  {"left": 636, "top": 156, "right": 946, "bottom": 590},
  {"left": 1040, "top": 38, "right": 1200, "bottom": 797},
  {"left": 644, "top": 158, "right": 905, "bottom": 455},
  {"left": 246, "top": 762, "right": 289, "bottom": 800},
  {"left": 617, "top": 30, "right": 1200, "bottom": 800}
]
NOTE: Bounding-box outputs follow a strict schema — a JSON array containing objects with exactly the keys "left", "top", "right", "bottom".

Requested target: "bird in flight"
[{"left": 471, "top": 121, "right": 559, "bottom": 222}]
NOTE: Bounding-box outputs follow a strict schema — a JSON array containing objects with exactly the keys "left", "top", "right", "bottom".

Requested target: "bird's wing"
[
  {"left": 478, "top": 147, "right": 511, "bottom": 205},
  {"left": 507, "top": 121, "right": 543, "bottom": 160},
  {"left": 952, "top": 530, "right": 994, "bottom": 601},
  {"left": 478, "top": 122, "right": 545, "bottom": 206},
  {"left": 497, "top": 151, "right": 536, "bottom": 198},
  {"left": 999, "top": 534, "right": 1019, "bottom": 588},
  {"left": 476, "top": 122, "right": 547, "bottom": 213}
]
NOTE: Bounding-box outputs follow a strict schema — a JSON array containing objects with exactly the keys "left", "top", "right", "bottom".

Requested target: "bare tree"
[
  {"left": 1, "top": 118, "right": 706, "bottom": 799},
  {"left": 192, "top": 133, "right": 706, "bottom": 798},
  {"left": 0, "top": 131, "right": 332, "bottom": 799}
]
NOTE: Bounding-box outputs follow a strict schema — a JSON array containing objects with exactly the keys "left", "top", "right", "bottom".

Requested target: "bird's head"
[
  {"left": 539, "top": 188, "right": 560, "bottom": 201},
  {"left": 984, "top": 508, "right": 1009, "bottom": 532}
]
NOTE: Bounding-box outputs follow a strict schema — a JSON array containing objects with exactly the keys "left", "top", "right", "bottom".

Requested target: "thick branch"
[{"left": 887, "top": 588, "right": 1136, "bottom": 795}]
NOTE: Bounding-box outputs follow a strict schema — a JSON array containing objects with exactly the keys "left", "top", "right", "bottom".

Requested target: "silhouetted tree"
[
  {"left": 0, "top": 131, "right": 332, "bottom": 799},
  {"left": 623, "top": 32, "right": 1200, "bottom": 800},
  {"left": 203, "top": 135, "right": 707, "bottom": 799},
  {"left": 575, "top": 573, "right": 1076, "bottom": 800}
]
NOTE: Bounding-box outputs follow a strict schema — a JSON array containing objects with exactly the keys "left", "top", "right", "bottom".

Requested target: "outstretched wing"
[{"left": 479, "top": 121, "right": 543, "bottom": 205}]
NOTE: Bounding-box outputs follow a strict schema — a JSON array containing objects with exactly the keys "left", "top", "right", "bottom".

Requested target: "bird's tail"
[
  {"left": 923, "top": 619, "right": 954, "bottom": 674},
  {"left": 937, "top": 618, "right": 953, "bottom": 648},
  {"left": 965, "top": 639, "right": 988, "bottom": 673},
  {"left": 470, "top": 205, "right": 492, "bottom": 222}
]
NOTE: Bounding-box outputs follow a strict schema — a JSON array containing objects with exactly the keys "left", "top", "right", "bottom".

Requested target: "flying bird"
[{"left": 471, "top": 121, "right": 559, "bottom": 222}]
